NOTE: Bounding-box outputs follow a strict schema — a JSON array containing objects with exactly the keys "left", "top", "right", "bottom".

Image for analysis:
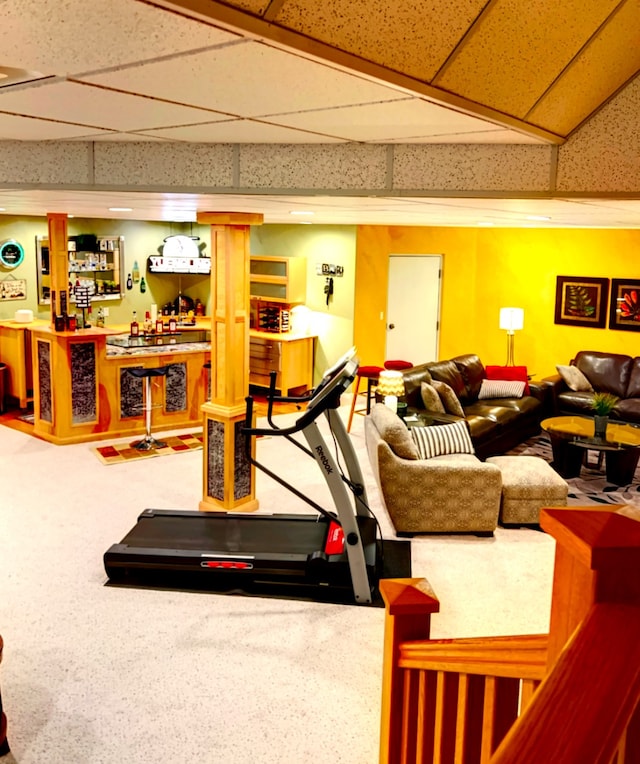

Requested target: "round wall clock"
[
  {"left": 0, "top": 239, "right": 25, "bottom": 269},
  {"left": 163, "top": 234, "right": 200, "bottom": 259}
]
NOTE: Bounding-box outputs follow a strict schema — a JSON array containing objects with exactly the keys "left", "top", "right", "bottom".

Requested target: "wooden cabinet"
[
  {"left": 36, "top": 234, "right": 124, "bottom": 304},
  {"left": 249, "top": 256, "right": 307, "bottom": 304},
  {"left": 249, "top": 332, "right": 314, "bottom": 395}
]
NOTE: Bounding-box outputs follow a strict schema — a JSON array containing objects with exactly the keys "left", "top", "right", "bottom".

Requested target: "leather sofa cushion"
[
  {"left": 453, "top": 354, "right": 485, "bottom": 400},
  {"left": 464, "top": 401, "right": 521, "bottom": 426},
  {"left": 557, "top": 390, "right": 597, "bottom": 416},
  {"left": 611, "top": 398, "right": 640, "bottom": 423},
  {"left": 464, "top": 414, "right": 499, "bottom": 440},
  {"left": 574, "top": 350, "right": 632, "bottom": 398},
  {"left": 626, "top": 357, "right": 640, "bottom": 398},
  {"left": 426, "top": 359, "right": 468, "bottom": 401},
  {"left": 476, "top": 395, "right": 541, "bottom": 416},
  {"left": 402, "top": 363, "right": 433, "bottom": 409}
]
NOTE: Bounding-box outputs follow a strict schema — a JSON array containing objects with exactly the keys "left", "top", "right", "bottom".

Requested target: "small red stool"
[
  {"left": 384, "top": 360, "right": 413, "bottom": 372},
  {"left": 347, "top": 365, "right": 384, "bottom": 432}
]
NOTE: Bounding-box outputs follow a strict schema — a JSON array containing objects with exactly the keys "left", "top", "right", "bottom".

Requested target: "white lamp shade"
[{"left": 499, "top": 307, "right": 524, "bottom": 332}]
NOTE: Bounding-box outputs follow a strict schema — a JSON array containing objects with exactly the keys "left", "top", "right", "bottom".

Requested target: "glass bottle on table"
[{"left": 130, "top": 310, "right": 139, "bottom": 337}]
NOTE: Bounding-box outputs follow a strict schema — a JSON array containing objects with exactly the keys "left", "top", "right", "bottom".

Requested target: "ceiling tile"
[
  {"left": 79, "top": 41, "right": 411, "bottom": 116},
  {"left": 526, "top": 1, "right": 640, "bottom": 135},
  {"left": 0, "top": 112, "right": 113, "bottom": 140},
  {"left": 0, "top": 0, "right": 238, "bottom": 74},
  {"left": 271, "top": 98, "right": 540, "bottom": 142},
  {"left": 275, "top": 0, "right": 489, "bottom": 81},
  {"left": 0, "top": 81, "right": 230, "bottom": 132},
  {"left": 137, "top": 119, "right": 345, "bottom": 143},
  {"left": 434, "top": 0, "right": 620, "bottom": 118}
]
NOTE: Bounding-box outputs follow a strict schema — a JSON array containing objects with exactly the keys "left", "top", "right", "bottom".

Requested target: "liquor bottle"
[
  {"left": 143, "top": 311, "right": 152, "bottom": 334},
  {"left": 130, "top": 310, "right": 139, "bottom": 337},
  {"left": 155, "top": 317, "right": 164, "bottom": 334},
  {"left": 168, "top": 313, "right": 177, "bottom": 333}
]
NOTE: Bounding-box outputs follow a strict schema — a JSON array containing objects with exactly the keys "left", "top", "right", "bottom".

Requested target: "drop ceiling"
[{"left": 0, "top": 0, "right": 638, "bottom": 227}]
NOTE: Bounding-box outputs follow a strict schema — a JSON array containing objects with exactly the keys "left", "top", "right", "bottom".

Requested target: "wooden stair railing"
[{"left": 379, "top": 506, "right": 640, "bottom": 764}]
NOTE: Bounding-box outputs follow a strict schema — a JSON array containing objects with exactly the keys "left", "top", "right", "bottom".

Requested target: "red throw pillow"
[{"left": 485, "top": 365, "right": 530, "bottom": 394}]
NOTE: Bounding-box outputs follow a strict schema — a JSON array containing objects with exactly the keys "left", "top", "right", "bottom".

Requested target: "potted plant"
[{"left": 591, "top": 391, "right": 618, "bottom": 438}]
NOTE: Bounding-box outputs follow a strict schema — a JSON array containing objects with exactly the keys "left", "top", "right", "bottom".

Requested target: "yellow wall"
[{"left": 355, "top": 225, "right": 640, "bottom": 378}]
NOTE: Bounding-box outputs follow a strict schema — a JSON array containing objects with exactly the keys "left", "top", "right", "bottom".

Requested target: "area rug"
[
  {"left": 92, "top": 431, "right": 203, "bottom": 465},
  {"left": 507, "top": 434, "right": 640, "bottom": 506}
]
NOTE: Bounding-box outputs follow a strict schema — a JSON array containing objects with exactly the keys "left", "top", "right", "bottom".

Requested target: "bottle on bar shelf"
[
  {"left": 168, "top": 312, "right": 177, "bottom": 333},
  {"left": 130, "top": 310, "right": 139, "bottom": 337}
]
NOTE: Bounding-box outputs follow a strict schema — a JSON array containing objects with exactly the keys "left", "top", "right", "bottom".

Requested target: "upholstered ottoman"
[{"left": 486, "top": 455, "right": 568, "bottom": 525}]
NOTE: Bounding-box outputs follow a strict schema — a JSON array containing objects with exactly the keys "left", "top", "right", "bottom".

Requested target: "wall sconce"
[
  {"left": 376, "top": 370, "right": 405, "bottom": 414},
  {"left": 499, "top": 307, "right": 524, "bottom": 366}
]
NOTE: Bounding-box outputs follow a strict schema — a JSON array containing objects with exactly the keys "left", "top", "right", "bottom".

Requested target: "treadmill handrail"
[{"left": 243, "top": 356, "right": 358, "bottom": 438}]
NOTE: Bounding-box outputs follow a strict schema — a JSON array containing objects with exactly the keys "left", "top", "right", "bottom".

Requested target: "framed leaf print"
[
  {"left": 554, "top": 276, "right": 609, "bottom": 328},
  {"left": 609, "top": 279, "right": 640, "bottom": 332}
]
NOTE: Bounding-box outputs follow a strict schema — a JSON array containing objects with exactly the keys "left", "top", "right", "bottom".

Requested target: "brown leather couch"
[
  {"left": 402, "top": 354, "right": 547, "bottom": 459},
  {"left": 543, "top": 350, "right": 640, "bottom": 424}
]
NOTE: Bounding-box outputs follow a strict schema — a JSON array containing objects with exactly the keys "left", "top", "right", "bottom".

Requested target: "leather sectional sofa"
[
  {"left": 543, "top": 350, "right": 640, "bottom": 425},
  {"left": 401, "top": 354, "right": 547, "bottom": 459}
]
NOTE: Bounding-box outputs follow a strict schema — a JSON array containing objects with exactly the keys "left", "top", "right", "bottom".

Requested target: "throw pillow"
[
  {"left": 410, "top": 420, "right": 475, "bottom": 459},
  {"left": 420, "top": 381, "right": 445, "bottom": 413},
  {"left": 556, "top": 364, "right": 593, "bottom": 392},
  {"left": 370, "top": 403, "right": 420, "bottom": 460},
  {"left": 431, "top": 380, "right": 465, "bottom": 417},
  {"left": 485, "top": 365, "right": 530, "bottom": 395},
  {"left": 478, "top": 379, "right": 526, "bottom": 399}
]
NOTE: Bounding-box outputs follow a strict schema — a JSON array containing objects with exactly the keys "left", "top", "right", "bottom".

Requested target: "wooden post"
[
  {"left": 197, "top": 212, "right": 263, "bottom": 513},
  {"left": 379, "top": 578, "right": 440, "bottom": 764},
  {"left": 540, "top": 505, "right": 640, "bottom": 670},
  {"left": 47, "top": 213, "right": 69, "bottom": 323}
]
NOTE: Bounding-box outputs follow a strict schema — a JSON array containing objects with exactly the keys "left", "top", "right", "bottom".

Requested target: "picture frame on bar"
[
  {"left": 554, "top": 275, "right": 609, "bottom": 329},
  {"left": 609, "top": 278, "right": 640, "bottom": 332}
]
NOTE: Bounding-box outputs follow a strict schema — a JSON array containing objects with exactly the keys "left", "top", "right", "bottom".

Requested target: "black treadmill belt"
[{"left": 120, "top": 514, "right": 328, "bottom": 554}]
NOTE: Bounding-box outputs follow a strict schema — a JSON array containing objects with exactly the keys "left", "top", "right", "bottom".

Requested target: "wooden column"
[
  {"left": 47, "top": 213, "right": 69, "bottom": 323},
  {"left": 197, "top": 212, "right": 263, "bottom": 513}
]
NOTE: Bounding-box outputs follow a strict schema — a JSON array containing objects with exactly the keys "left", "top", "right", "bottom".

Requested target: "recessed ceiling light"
[
  {"left": 477, "top": 221, "right": 494, "bottom": 227},
  {"left": 290, "top": 210, "right": 314, "bottom": 216},
  {"left": 526, "top": 215, "right": 551, "bottom": 221},
  {"left": 0, "top": 208, "right": 5, "bottom": 212},
  {"left": 298, "top": 221, "right": 313, "bottom": 225},
  {"left": 109, "top": 207, "right": 133, "bottom": 212}
]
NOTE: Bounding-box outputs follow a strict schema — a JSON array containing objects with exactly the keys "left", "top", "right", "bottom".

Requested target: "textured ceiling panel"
[
  {"left": 275, "top": 0, "right": 488, "bottom": 81},
  {"left": 0, "top": 0, "right": 238, "bottom": 74},
  {"left": 433, "top": 0, "right": 620, "bottom": 118},
  {"left": 526, "top": 0, "right": 640, "bottom": 135}
]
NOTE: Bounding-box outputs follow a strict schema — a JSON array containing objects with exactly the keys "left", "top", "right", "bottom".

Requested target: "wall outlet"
[{"left": 102, "top": 307, "right": 109, "bottom": 317}]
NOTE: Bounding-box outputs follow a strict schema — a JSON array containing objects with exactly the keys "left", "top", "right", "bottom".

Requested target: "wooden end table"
[{"left": 541, "top": 416, "right": 640, "bottom": 486}]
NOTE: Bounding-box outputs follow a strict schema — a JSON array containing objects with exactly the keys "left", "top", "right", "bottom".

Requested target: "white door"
[{"left": 385, "top": 255, "right": 441, "bottom": 363}]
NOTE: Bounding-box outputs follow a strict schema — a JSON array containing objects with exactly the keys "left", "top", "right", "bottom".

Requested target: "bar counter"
[{"left": 30, "top": 322, "right": 211, "bottom": 445}]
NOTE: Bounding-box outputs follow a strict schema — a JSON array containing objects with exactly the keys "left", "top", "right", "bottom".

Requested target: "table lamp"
[
  {"left": 499, "top": 307, "right": 524, "bottom": 366},
  {"left": 376, "top": 370, "right": 405, "bottom": 414}
]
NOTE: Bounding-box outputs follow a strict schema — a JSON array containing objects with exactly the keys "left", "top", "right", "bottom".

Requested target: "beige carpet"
[{"left": 0, "top": 404, "right": 556, "bottom": 764}]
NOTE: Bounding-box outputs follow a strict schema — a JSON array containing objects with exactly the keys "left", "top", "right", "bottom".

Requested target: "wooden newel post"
[
  {"left": 47, "top": 213, "right": 69, "bottom": 324},
  {"left": 540, "top": 506, "right": 640, "bottom": 670},
  {"left": 379, "top": 578, "right": 440, "bottom": 764},
  {"left": 197, "top": 212, "right": 264, "bottom": 513}
]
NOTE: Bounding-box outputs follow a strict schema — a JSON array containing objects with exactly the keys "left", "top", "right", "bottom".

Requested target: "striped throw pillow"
[
  {"left": 410, "top": 420, "right": 474, "bottom": 459},
  {"left": 478, "top": 379, "right": 526, "bottom": 399}
]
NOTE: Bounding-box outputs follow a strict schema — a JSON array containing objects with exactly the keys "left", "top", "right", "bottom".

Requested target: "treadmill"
[{"left": 104, "top": 349, "right": 381, "bottom": 604}]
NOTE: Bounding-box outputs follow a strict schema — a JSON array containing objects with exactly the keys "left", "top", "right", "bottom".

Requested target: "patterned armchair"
[{"left": 364, "top": 404, "right": 502, "bottom": 534}]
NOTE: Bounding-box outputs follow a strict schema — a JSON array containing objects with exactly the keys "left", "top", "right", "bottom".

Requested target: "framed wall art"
[
  {"left": 554, "top": 276, "right": 609, "bottom": 328},
  {"left": 609, "top": 278, "right": 640, "bottom": 332}
]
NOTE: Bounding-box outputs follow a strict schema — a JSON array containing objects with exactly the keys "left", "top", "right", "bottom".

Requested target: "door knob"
[{"left": 388, "top": 323, "right": 395, "bottom": 330}]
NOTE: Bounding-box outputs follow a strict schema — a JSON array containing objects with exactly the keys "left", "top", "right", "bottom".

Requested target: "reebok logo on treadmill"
[{"left": 315, "top": 445, "right": 333, "bottom": 474}]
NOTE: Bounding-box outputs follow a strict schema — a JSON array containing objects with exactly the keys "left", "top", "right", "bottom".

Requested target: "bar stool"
[
  {"left": 347, "top": 365, "right": 384, "bottom": 432},
  {"left": 127, "top": 366, "right": 170, "bottom": 450},
  {"left": 384, "top": 360, "right": 413, "bottom": 372}
]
